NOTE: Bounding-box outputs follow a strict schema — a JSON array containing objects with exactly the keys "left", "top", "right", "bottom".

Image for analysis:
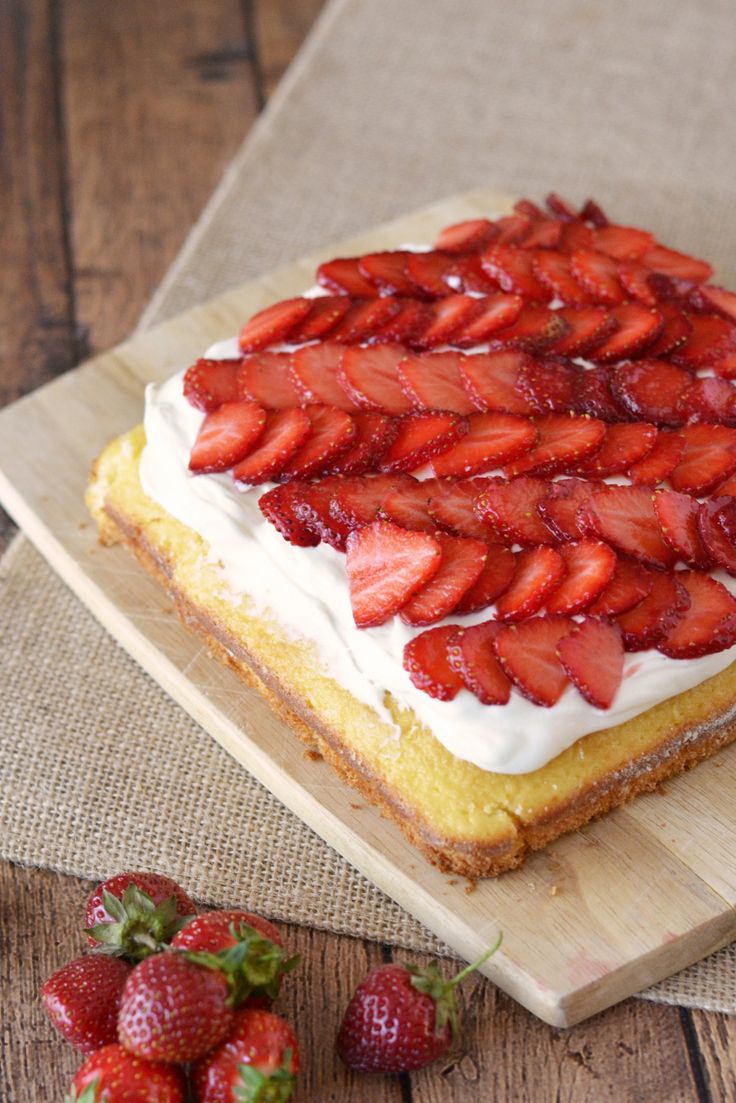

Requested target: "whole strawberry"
[
  {"left": 118, "top": 952, "right": 233, "bottom": 1063},
  {"left": 85, "top": 871, "right": 197, "bottom": 960},
  {"left": 172, "top": 910, "right": 296, "bottom": 1008},
  {"left": 193, "top": 1008, "right": 299, "bottom": 1103},
  {"left": 66, "top": 1043, "right": 186, "bottom": 1102},
  {"left": 337, "top": 938, "right": 501, "bottom": 1072},
  {"left": 42, "top": 955, "right": 131, "bottom": 1054}
]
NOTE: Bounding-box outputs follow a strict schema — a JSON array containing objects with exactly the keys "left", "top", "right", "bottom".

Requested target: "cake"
[{"left": 87, "top": 193, "right": 736, "bottom": 877}]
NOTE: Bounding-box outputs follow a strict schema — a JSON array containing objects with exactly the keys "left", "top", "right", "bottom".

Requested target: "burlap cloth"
[{"left": 3, "top": 0, "right": 736, "bottom": 1012}]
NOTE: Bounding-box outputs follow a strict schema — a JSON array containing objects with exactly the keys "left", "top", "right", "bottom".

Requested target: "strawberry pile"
[
  {"left": 44, "top": 871, "right": 502, "bottom": 1091},
  {"left": 182, "top": 195, "right": 736, "bottom": 712},
  {"left": 44, "top": 872, "right": 300, "bottom": 1102}
]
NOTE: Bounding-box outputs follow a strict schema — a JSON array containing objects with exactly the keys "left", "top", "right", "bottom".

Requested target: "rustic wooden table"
[{"left": 2, "top": 3, "right": 735, "bottom": 1100}]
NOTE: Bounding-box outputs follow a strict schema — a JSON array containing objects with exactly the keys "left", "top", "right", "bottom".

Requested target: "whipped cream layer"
[{"left": 139, "top": 338, "right": 736, "bottom": 776}]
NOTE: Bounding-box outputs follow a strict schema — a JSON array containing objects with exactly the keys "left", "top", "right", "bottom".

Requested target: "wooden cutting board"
[{"left": 2, "top": 188, "right": 735, "bottom": 1027}]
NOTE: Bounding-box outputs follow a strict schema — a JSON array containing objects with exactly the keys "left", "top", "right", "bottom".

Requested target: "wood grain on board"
[
  {"left": 3, "top": 0, "right": 736, "bottom": 1099},
  {"left": 3, "top": 189, "right": 736, "bottom": 1030}
]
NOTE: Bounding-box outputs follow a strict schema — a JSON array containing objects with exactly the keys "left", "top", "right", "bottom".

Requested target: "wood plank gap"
[
  {"left": 48, "top": 0, "right": 89, "bottom": 367},
  {"left": 241, "top": 0, "right": 266, "bottom": 111},
  {"left": 679, "top": 1007, "right": 713, "bottom": 1103}
]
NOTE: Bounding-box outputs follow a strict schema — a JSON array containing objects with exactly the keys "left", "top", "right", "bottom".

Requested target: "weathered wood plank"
[
  {"left": 253, "top": 0, "right": 328, "bottom": 99},
  {"left": 689, "top": 1007, "right": 736, "bottom": 1102},
  {"left": 60, "top": 0, "right": 260, "bottom": 355}
]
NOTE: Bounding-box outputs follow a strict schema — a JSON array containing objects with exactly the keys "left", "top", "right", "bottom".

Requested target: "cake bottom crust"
[{"left": 88, "top": 431, "right": 736, "bottom": 878}]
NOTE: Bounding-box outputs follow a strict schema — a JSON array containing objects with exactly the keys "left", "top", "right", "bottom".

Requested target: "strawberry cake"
[{"left": 87, "top": 194, "right": 736, "bottom": 876}]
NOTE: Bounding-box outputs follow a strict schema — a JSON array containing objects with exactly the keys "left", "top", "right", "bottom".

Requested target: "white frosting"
[{"left": 139, "top": 353, "right": 736, "bottom": 776}]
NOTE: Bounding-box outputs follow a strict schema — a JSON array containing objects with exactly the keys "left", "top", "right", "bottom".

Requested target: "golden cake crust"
[{"left": 87, "top": 428, "right": 736, "bottom": 877}]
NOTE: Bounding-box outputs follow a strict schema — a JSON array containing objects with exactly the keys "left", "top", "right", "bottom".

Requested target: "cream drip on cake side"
[{"left": 139, "top": 357, "right": 736, "bottom": 776}]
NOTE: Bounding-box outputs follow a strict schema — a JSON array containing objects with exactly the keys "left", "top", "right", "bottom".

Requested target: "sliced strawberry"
[
  {"left": 588, "top": 556, "right": 654, "bottom": 616},
  {"left": 449, "top": 254, "right": 500, "bottom": 294},
  {"left": 447, "top": 622, "right": 511, "bottom": 705},
  {"left": 617, "top": 261, "right": 658, "bottom": 307},
  {"left": 188, "top": 401, "right": 266, "bottom": 474},
  {"left": 642, "top": 244, "right": 713, "bottom": 283},
  {"left": 317, "top": 257, "right": 379, "bottom": 297},
  {"left": 374, "top": 299, "right": 431, "bottom": 344},
  {"left": 645, "top": 303, "right": 691, "bottom": 358},
  {"left": 289, "top": 343, "right": 357, "bottom": 410},
  {"left": 692, "top": 285, "right": 736, "bottom": 324},
  {"left": 427, "top": 477, "right": 498, "bottom": 540},
  {"left": 681, "top": 377, "right": 736, "bottom": 426},
  {"left": 610, "top": 359, "right": 693, "bottom": 426},
  {"left": 715, "top": 352, "right": 736, "bottom": 381},
  {"left": 494, "top": 546, "right": 566, "bottom": 622},
  {"left": 454, "top": 294, "right": 524, "bottom": 345},
  {"left": 672, "top": 314, "right": 736, "bottom": 369},
  {"left": 549, "top": 306, "right": 616, "bottom": 356},
  {"left": 616, "top": 571, "right": 690, "bottom": 650},
  {"left": 452, "top": 546, "right": 517, "bottom": 614},
  {"left": 338, "top": 346, "right": 415, "bottom": 414},
  {"left": 434, "top": 218, "right": 496, "bottom": 254},
  {"left": 569, "top": 366, "right": 626, "bottom": 422},
  {"left": 494, "top": 616, "right": 573, "bottom": 706},
  {"left": 697, "top": 497, "right": 736, "bottom": 575},
  {"left": 431, "top": 412, "right": 537, "bottom": 477},
  {"left": 346, "top": 521, "right": 442, "bottom": 628},
  {"left": 238, "top": 352, "right": 305, "bottom": 409},
  {"left": 328, "top": 411, "right": 398, "bottom": 476},
  {"left": 583, "top": 485, "right": 677, "bottom": 567},
  {"left": 414, "top": 294, "right": 482, "bottom": 349},
  {"left": 558, "top": 618, "right": 625, "bottom": 709},
  {"left": 504, "top": 413, "right": 606, "bottom": 477},
  {"left": 514, "top": 198, "right": 545, "bottom": 220},
  {"left": 481, "top": 244, "right": 551, "bottom": 301},
  {"left": 358, "top": 251, "right": 418, "bottom": 296},
  {"left": 545, "top": 540, "right": 617, "bottom": 615},
  {"left": 558, "top": 220, "right": 595, "bottom": 255},
  {"left": 575, "top": 422, "right": 657, "bottom": 477},
  {"left": 516, "top": 357, "right": 579, "bottom": 414},
  {"left": 259, "top": 481, "right": 321, "bottom": 547},
  {"left": 400, "top": 534, "right": 488, "bottom": 626},
  {"left": 184, "top": 359, "right": 241, "bottom": 412},
  {"left": 476, "top": 476, "right": 554, "bottom": 545},
  {"left": 670, "top": 424, "right": 736, "bottom": 495},
  {"left": 658, "top": 572, "right": 736, "bottom": 658},
  {"left": 538, "top": 478, "right": 597, "bottom": 541},
  {"left": 232, "top": 408, "right": 311, "bottom": 484},
  {"left": 379, "top": 478, "right": 440, "bottom": 533},
  {"left": 397, "top": 352, "right": 477, "bottom": 414},
  {"left": 329, "top": 473, "right": 412, "bottom": 529},
  {"left": 330, "top": 297, "right": 402, "bottom": 344},
  {"left": 716, "top": 496, "right": 736, "bottom": 541},
  {"left": 570, "top": 251, "right": 625, "bottom": 305},
  {"left": 457, "top": 350, "right": 535, "bottom": 414},
  {"left": 627, "top": 430, "right": 685, "bottom": 485},
  {"left": 592, "top": 225, "right": 653, "bottom": 261},
  {"left": 494, "top": 214, "right": 533, "bottom": 245},
  {"left": 489, "top": 305, "right": 568, "bottom": 351},
  {"left": 545, "top": 193, "right": 578, "bottom": 221},
  {"left": 580, "top": 199, "right": 609, "bottom": 227},
  {"left": 278, "top": 406, "right": 355, "bottom": 480},
  {"left": 403, "top": 625, "right": 465, "bottom": 701},
  {"left": 653, "top": 490, "right": 712, "bottom": 568},
  {"left": 532, "top": 250, "right": 588, "bottom": 304},
  {"left": 291, "top": 479, "right": 352, "bottom": 551},
  {"left": 588, "top": 303, "right": 663, "bottom": 362},
  {"left": 238, "top": 298, "right": 312, "bottom": 352},
  {"left": 406, "top": 251, "right": 454, "bottom": 297},
  {"left": 379, "top": 412, "right": 468, "bottom": 473},
  {"left": 288, "top": 295, "right": 352, "bottom": 343},
  {"left": 715, "top": 475, "right": 736, "bottom": 495},
  {"left": 521, "top": 218, "right": 563, "bottom": 249}
]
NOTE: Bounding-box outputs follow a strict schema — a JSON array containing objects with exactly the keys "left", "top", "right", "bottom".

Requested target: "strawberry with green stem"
[
  {"left": 193, "top": 1009, "right": 300, "bottom": 1103},
  {"left": 85, "top": 872, "right": 197, "bottom": 961}
]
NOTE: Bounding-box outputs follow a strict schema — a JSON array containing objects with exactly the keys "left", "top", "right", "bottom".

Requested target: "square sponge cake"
[{"left": 87, "top": 196, "right": 736, "bottom": 877}]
